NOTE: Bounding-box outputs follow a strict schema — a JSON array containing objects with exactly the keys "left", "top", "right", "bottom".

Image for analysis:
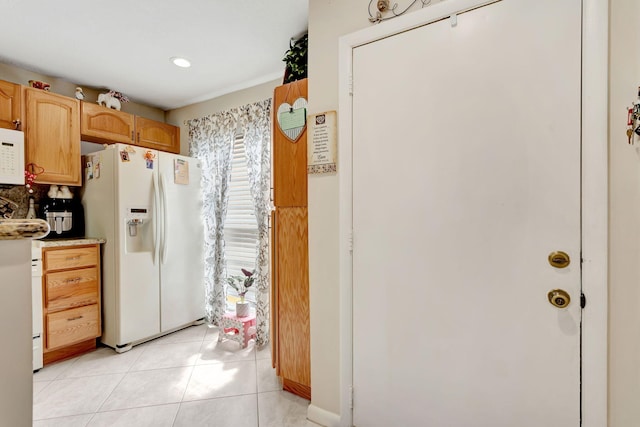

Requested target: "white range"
[{"left": 31, "top": 243, "right": 43, "bottom": 371}]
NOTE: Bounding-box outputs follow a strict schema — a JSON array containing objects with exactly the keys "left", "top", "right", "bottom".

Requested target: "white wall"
[
  {"left": 307, "top": 1, "right": 444, "bottom": 421},
  {"left": 166, "top": 79, "right": 280, "bottom": 156},
  {"left": 608, "top": 0, "right": 640, "bottom": 425},
  {"left": 307, "top": 0, "right": 364, "bottom": 418},
  {"left": 0, "top": 240, "right": 33, "bottom": 427},
  {"left": 0, "top": 62, "right": 164, "bottom": 121}
]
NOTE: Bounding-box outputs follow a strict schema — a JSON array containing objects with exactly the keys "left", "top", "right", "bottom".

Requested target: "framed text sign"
[{"left": 308, "top": 111, "right": 337, "bottom": 174}]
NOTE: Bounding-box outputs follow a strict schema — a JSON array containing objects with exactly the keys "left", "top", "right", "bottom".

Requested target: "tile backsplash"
[{"left": 0, "top": 184, "right": 48, "bottom": 219}]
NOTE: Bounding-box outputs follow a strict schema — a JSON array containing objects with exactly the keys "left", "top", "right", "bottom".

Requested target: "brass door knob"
[{"left": 548, "top": 289, "right": 571, "bottom": 308}]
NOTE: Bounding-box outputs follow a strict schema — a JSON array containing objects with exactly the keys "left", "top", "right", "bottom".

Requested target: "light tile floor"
[{"left": 33, "top": 324, "right": 319, "bottom": 427}]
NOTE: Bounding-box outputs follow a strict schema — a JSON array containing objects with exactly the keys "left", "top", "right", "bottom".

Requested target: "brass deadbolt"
[
  {"left": 548, "top": 289, "right": 571, "bottom": 308},
  {"left": 548, "top": 251, "right": 570, "bottom": 269}
]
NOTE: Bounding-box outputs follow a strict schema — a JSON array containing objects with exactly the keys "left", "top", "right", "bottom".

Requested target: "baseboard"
[
  {"left": 307, "top": 404, "right": 342, "bottom": 427},
  {"left": 283, "top": 378, "right": 311, "bottom": 400},
  {"left": 43, "top": 338, "right": 97, "bottom": 365}
]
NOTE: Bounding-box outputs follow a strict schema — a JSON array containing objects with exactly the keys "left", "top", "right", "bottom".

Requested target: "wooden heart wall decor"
[{"left": 277, "top": 97, "right": 308, "bottom": 142}]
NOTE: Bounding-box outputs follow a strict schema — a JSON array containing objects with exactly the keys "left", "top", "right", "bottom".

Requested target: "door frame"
[{"left": 337, "top": 1, "right": 608, "bottom": 426}]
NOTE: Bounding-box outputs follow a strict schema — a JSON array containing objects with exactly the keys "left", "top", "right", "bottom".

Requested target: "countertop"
[
  {"left": 0, "top": 219, "right": 50, "bottom": 240},
  {"left": 32, "top": 237, "right": 106, "bottom": 248}
]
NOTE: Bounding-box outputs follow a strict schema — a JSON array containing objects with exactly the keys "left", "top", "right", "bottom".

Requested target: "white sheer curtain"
[
  {"left": 240, "top": 99, "right": 272, "bottom": 345},
  {"left": 187, "top": 112, "right": 237, "bottom": 326},
  {"left": 187, "top": 99, "right": 272, "bottom": 344}
]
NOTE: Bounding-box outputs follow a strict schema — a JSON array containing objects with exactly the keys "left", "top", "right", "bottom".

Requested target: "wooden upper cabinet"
[
  {"left": 80, "top": 103, "right": 178, "bottom": 153},
  {"left": 273, "top": 79, "right": 308, "bottom": 207},
  {"left": 81, "top": 102, "right": 134, "bottom": 144},
  {"left": 135, "top": 116, "right": 180, "bottom": 154},
  {"left": 0, "top": 80, "right": 21, "bottom": 130},
  {"left": 24, "top": 88, "right": 81, "bottom": 186}
]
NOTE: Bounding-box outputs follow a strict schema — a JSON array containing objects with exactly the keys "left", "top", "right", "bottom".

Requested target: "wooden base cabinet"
[
  {"left": 272, "top": 207, "right": 311, "bottom": 399},
  {"left": 42, "top": 244, "right": 101, "bottom": 364}
]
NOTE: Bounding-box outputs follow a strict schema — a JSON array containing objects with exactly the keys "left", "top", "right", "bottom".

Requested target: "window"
[{"left": 224, "top": 134, "right": 258, "bottom": 306}]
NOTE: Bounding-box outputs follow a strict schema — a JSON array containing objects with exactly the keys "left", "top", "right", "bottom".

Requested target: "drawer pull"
[
  {"left": 67, "top": 316, "right": 83, "bottom": 321},
  {"left": 66, "top": 277, "right": 82, "bottom": 284},
  {"left": 66, "top": 256, "right": 81, "bottom": 261}
]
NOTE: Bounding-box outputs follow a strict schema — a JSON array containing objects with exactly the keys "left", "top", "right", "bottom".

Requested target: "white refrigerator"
[{"left": 82, "top": 144, "right": 204, "bottom": 351}]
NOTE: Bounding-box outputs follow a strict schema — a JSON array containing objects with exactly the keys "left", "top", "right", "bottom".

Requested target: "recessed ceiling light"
[{"left": 171, "top": 57, "right": 191, "bottom": 68}]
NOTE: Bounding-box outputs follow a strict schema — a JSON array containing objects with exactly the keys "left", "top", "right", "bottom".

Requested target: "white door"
[
  {"left": 158, "top": 153, "right": 205, "bottom": 332},
  {"left": 351, "top": 1, "right": 581, "bottom": 426}
]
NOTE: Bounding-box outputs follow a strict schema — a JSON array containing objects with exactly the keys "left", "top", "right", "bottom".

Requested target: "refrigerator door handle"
[
  {"left": 152, "top": 172, "right": 160, "bottom": 265},
  {"left": 160, "top": 173, "right": 169, "bottom": 264}
]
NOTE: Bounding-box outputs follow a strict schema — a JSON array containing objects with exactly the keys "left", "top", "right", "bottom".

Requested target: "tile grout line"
[
  {"left": 92, "top": 341, "right": 159, "bottom": 416},
  {"left": 32, "top": 379, "right": 53, "bottom": 400},
  {"left": 125, "top": 343, "right": 148, "bottom": 373},
  {"left": 171, "top": 333, "right": 206, "bottom": 426},
  {"left": 32, "top": 353, "right": 87, "bottom": 422},
  {"left": 92, "top": 371, "right": 129, "bottom": 415}
]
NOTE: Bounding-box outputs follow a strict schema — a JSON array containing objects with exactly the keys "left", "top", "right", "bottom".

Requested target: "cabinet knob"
[{"left": 12, "top": 119, "right": 21, "bottom": 130}]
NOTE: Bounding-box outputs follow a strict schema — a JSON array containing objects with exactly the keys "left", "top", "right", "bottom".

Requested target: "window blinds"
[{"left": 224, "top": 134, "right": 258, "bottom": 301}]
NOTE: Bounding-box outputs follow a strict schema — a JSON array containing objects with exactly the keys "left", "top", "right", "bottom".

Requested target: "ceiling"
[{"left": 0, "top": 0, "right": 308, "bottom": 110}]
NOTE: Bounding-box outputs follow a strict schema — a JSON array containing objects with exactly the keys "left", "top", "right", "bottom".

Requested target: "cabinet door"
[
  {"left": 45, "top": 267, "right": 99, "bottom": 312},
  {"left": 275, "top": 206, "right": 311, "bottom": 398},
  {"left": 46, "top": 304, "right": 100, "bottom": 350},
  {"left": 24, "top": 88, "right": 80, "bottom": 185},
  {"left": 273, "top": 79, "right": 308, "bottom": 207},
  {"left": 0, "top": 80, "right": 21, "bottom": 130},
  {"left": 135, "top": 116, "right": 180, "bottom": 154},
  {"left": 81, "top": 102, "right": 134, "bottom": 144},
  {"left": 44, "top": 245, "right": 99, "bottom": 271}
]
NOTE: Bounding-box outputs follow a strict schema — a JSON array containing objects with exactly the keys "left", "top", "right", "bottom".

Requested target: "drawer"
[
  {"left": 46, "top": 304, "right": 100, "bottom": 350},
  {"left": 44, "top": 246, "right": 98, "bottom": 271},
  {"left": 45, "top": 267, "right": 99, "bottom": 311}
]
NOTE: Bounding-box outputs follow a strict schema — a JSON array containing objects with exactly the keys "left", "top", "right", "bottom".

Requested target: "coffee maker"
[{"left": 39, "top": 185, "right": 85, "bottom": 239}]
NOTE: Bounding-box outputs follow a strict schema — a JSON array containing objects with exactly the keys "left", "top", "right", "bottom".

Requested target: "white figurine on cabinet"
[
  {"left": 97, "top": 92, "right": 122, "bottom": 111},
  {"left": 75, "top": 87, "right": 85, "bottom": 100}
]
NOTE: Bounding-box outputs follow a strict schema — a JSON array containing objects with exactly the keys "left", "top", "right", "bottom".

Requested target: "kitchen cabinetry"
[
  {"left": 273, "top": 80, "right": 308, "bottom": 207},
  {"left": 80, "top": 102, "right": 180, "bottom": 153},
  {"left": 134, "top": 116, "right": 180, "bottom": 154},
  {"left": 24, "top": 88, "right": 81, "bottom": 186},
  {"left": 0, "top": 80, "right": 21, "bottom": 130},
  {"left": 271, "top": 78, "right": 311, "bottom": 400},
  {"left": 81, "top": 101, "right": 134, "bottom": 144},
  {"left": 42, "top": 244, "right": 101, "bottom": 364}
]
